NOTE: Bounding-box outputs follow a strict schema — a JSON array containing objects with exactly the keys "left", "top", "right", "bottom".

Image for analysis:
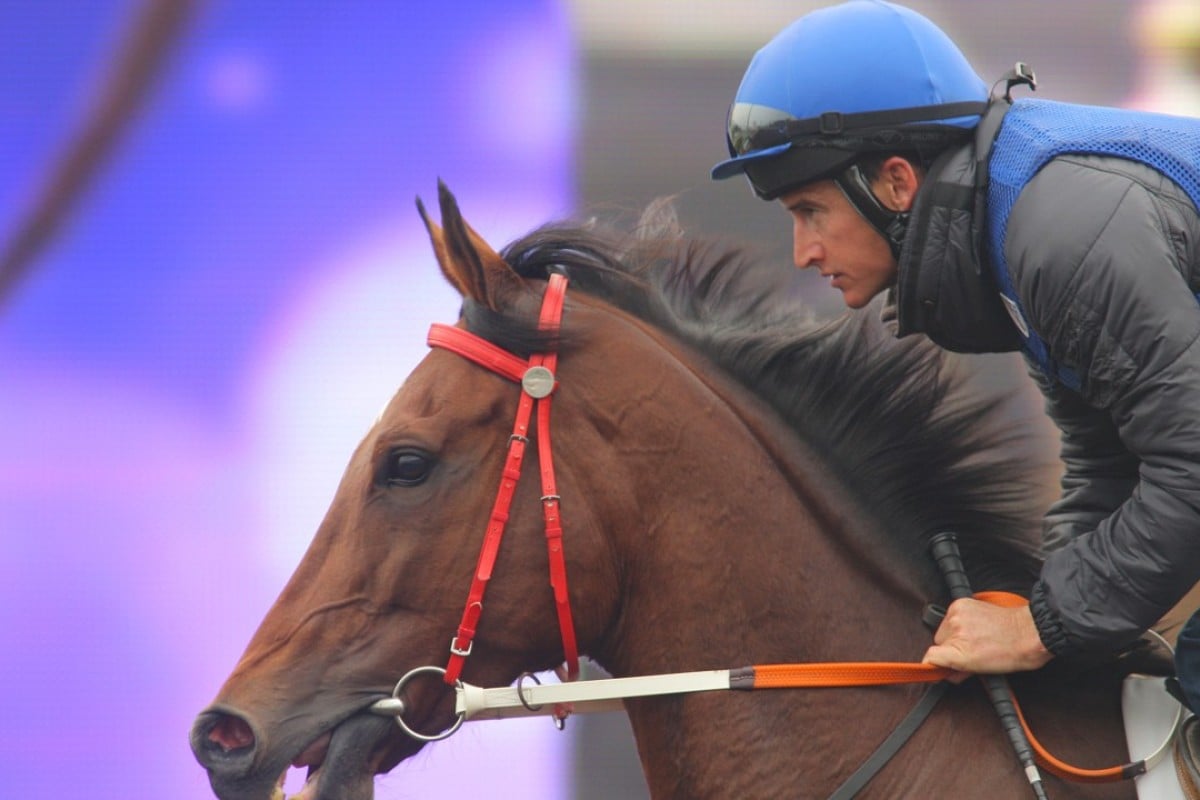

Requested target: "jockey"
[{"left": 711, "top": 0, "right": 1200, "bottom": 711}]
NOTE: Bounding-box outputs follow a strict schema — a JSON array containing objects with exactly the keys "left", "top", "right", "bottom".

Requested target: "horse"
[{"left": 190, "top": 183, "right": 1151, "bottom": 799}]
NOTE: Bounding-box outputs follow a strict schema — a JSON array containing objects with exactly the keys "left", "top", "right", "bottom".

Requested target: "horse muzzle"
[{"left": 189, "top": 704, "right": 404, "bottom": 800}]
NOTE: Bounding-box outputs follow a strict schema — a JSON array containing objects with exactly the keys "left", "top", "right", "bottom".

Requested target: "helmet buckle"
[
  {"left": 818, "top": 112, "right": 845, "bottom": 135},
  {"left": 1000, "top": 62, "right": 1038, "bottom": 102}
]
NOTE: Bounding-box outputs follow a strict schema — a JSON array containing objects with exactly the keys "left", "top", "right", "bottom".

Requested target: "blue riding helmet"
[{"left": 711, "top": 0, "right": 988, "bottom": 201}]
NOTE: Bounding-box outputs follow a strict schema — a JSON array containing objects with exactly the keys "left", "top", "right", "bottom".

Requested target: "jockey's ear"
[
  {"left": 874, "top": 156, "right": 922, "bottom": 213},
  {"left": 419, "top": 180, "right": 522, "bottom": 311}
]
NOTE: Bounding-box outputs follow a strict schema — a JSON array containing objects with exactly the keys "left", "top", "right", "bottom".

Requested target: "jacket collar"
[{"left": 890, "top": 137, "right": 1021, "bottom": 353}]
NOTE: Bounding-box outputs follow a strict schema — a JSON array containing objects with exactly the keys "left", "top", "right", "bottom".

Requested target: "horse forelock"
[{"left": 477, "top": 213, "right": 1051, "bottom": 594}]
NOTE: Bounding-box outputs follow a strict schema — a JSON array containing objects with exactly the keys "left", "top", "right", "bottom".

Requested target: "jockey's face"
[{"left": 779, "top": 157, "right": 920, "bottom": 310}]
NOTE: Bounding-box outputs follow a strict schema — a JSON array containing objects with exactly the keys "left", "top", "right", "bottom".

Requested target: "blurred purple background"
[{"left": 0, "top": 1, "right": 575, "bottom": 797}]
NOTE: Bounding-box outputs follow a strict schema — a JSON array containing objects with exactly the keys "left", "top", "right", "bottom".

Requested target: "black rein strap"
[{"left": 827, "top": 681, "right": 951, "bottom": 800}]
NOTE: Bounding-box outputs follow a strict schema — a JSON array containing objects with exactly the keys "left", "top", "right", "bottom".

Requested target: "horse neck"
[
  {"left": 559, "top": 307, "right": 1133, "bottom": 800},
  {"left": 563, "top": 335, "right": 937, "bottom": 795},
  {"left": 580, "top": 321, "right": 927, "bottom": 676}
]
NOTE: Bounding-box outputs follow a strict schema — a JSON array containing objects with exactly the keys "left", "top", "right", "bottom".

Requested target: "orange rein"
[
  {"left": 744, "top": 591, "right": 1137, "bottom": 785},
  {"left": 978, "top": 592, "right": 1138, "bottom": 784}
]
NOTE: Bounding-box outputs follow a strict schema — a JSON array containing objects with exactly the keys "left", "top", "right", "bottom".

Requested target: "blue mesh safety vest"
[{"left": 986, "top": 98, "right": 1200, "bottom": 391}]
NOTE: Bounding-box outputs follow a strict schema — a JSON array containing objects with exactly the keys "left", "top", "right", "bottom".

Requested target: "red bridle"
[{"left": 426, "top": 274, "right": 579, "bottom": 692}]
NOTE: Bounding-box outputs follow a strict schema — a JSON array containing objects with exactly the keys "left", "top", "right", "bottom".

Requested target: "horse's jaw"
[
  {"left": 274, "top": 714, "right": 395, "bottom": 800},
  {"left": 197, "top": 710, "right": 421, "bottom": 800}
]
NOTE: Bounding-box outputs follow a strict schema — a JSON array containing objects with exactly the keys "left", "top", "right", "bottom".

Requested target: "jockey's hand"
[{"left": 922, "top": 598, "right": 1053, "bottom": 674}]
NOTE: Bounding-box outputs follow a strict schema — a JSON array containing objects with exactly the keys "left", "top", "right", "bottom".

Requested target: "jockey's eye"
[{"left": 381, "top": 449, "right": 434, "bottom": 487}]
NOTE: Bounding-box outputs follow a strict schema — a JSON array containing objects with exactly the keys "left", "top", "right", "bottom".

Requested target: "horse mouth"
[{"left": 273, "top": 711, "right": 403, "bottom": 800}]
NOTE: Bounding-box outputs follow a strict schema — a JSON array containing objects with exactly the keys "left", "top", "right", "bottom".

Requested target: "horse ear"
[
  {"left": 418, "top": 181, "right": 522, "bottom": 310},
  {"left": 416, "top": 196, "right": 463, "bottom": 295}
]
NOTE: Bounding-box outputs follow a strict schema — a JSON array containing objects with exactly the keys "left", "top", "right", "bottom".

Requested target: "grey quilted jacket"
[{"left": 892, "top": 129, "right": 1200, "bottom": 656}]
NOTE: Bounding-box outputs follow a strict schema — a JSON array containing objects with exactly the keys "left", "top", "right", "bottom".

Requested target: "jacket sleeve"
[
  {"left": 1030, "top": 368, "right": 1138, "bottom": 553},
  {"left": 1004, "top": 154, "right": 1200, "bottom": 655}
]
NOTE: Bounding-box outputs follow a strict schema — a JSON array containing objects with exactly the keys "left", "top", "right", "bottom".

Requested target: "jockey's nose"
[
  {"left": 190, "top": 708, "right": 258, "bottom": 778},
  {"left": 792, "top": 232, "right": 823, "bottom": 270}
]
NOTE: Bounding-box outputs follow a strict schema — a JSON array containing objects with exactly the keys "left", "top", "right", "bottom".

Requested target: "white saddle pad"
[{"left": 1122, "top": 675, "right": 1186, "bottom": 800}]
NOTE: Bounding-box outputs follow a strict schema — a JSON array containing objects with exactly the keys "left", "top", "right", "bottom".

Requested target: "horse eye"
[{"left": 382, "top": 449, "right": 433, "bottom": 487}]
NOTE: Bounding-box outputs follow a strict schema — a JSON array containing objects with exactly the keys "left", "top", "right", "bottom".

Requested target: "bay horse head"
[{"left": 190, "top": 184, "right": 1138, "bottom": 799}]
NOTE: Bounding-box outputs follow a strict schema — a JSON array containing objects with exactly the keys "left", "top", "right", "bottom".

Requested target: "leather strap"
[
  {"left": 531, "top": 278, "right": 578, "bottom": 683},
  {"left": 427, "top": 324, "right": 528, "bottom": 383},
  {"left": 432, "top": 274, "right": 579, "bottom": 687},
  {"left": 828, "top": 682, "right": 950, "bottom": 800},
  {"left": 454, "top": 665, "right": 952, "bottom": 720}
]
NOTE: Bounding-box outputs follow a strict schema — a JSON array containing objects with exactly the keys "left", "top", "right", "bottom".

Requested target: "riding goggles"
[{"left": 711, "top": 100, "right": 987, "bottom": 200}]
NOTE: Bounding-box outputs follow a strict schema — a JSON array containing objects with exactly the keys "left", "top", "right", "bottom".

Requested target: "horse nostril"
[
  {"left": 190, "top": 709, "right": 259, "bottom": 774},
  {"left": 209, "top": 713, "right": 256, "bottom": 751}
]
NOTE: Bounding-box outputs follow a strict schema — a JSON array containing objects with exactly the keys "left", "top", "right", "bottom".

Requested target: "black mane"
[{"left": 468, "top": 210, "right": 1055, "bottom": 594}]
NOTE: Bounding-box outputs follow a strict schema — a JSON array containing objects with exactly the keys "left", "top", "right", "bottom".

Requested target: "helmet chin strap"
[{"left": 834, "top": 163, "right": 910, "bottom": 260}]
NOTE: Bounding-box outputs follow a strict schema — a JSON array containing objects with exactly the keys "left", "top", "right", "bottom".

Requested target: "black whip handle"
[
  {"left": 928, "top": 532, "right": 1049, "bottom": 800},
  {"left": 930, "top": 533, "right": 974, "bottom": 601}
]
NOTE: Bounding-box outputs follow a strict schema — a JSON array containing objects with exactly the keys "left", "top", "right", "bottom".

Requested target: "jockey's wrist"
[{"left": 1030, "top": 580, "right": 1078, "bottom": 657}]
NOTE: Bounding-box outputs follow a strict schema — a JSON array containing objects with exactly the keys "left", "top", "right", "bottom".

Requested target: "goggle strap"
[{"left": 731, "top": 100, "right": 987, "bottom": 155}]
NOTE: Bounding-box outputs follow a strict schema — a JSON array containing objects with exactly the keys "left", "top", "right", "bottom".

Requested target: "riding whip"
[{"left": 929, "top": 531, "right": 1050, "bottom": 800}]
